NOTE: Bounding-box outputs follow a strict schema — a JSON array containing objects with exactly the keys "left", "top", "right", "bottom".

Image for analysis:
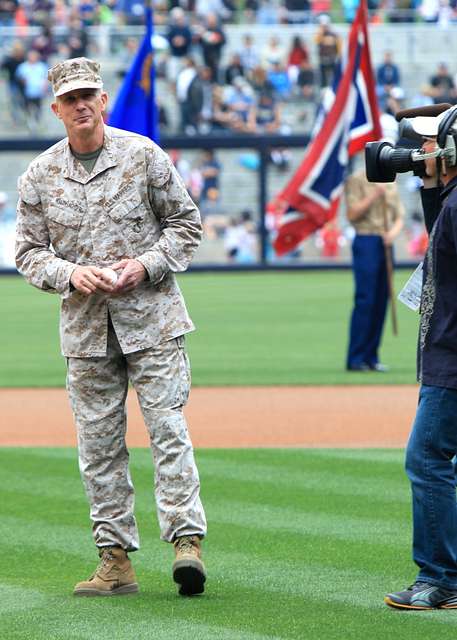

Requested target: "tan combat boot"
[
  {"left": 172, "top": 535, "right": 206, "bottom": 596},
  {"left": 73, "top": 546, "right": 139, "bottom": 597}
]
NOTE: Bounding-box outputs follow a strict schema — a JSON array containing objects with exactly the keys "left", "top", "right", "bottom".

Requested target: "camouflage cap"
[{"left": 48, "top": 57, "right": 103, "bottom": 97}]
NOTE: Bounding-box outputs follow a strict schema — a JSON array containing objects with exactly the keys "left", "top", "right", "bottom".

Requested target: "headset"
[{"left": 436, "top": 105, "right": 457, "bottom": 166}]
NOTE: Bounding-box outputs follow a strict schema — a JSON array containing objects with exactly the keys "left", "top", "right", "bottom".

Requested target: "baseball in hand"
[{"left": 100, "top": 267, "right": 119, "bottom": 285}]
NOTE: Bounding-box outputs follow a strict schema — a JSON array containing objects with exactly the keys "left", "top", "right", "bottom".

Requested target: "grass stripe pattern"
[{"left": 2, "top": 448, "right": 457, "bottom": 639}]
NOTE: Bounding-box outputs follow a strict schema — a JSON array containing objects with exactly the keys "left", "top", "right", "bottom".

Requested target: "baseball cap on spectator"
[
  {"left": 0, "top": 192, "right": 7, "bottom": 205},
  {"left": 48, "top": 57, "right": 103, "bottom": 97}
]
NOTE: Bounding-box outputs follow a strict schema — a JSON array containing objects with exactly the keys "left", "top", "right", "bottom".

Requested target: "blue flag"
[{"left": 108, "top": 8, "right": 159, "bottom": 141}]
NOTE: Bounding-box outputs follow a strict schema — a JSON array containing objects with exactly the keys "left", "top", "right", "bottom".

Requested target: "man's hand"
[
  {"left": 110, "top": 258, "right": 147, "bottom": 293},
  {"left": 70, "top": 265, "right": 115, "bottom": 295},
  {"left": 422, "top": 138, "right": 439, "bottom": 187},
  {"left": 383, "top": 230, "right": 396, "bottom": 247}
]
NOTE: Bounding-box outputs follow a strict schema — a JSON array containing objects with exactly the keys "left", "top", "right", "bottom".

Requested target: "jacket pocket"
[
  {"left": 107, "top": 190, "right": 145, "bottom": 230},
  {"left": 46, "top": 205, "right": 84, "bottom": 261}
]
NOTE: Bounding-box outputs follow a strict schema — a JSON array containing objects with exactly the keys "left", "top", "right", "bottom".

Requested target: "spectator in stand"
[
  {"left": 29, "top": 0, "right": 55, "bottom": 27},
  {"left": 169, "top": 149, "right": 203, "bottom": 204},
  {"left": 97, "top": 0, "right": 116, "bottom": 25},
  {"left": 117, "top": 0, "right": 145, "bottom": 25},
  {"left": 376, "top": 51, "right": 401, "bottom": 91},
  {"left": 224, "top": 52, "right": 245, "bottom": 85},
  {"left": 287, "top": 35, "right": 310, "bottom": 85},
  {"left": 256, "top": 91, "right": 290, "bottom": 169},
  {"left": 256, "top": 0, "right": 279, "bottom": 24},
  {"left": 311, "top": 0, "right": 332, "bottom": 17},
  {"left": 0, "top": 0, "right": 17, "bottom": 26},
  {"left": 31, "top": 25, "right": 57, "bottom": 63},
  {"left": 384, "top": 86, "right": 405, "bottom": 119},
  {"left": 77, "top": 0, "right": 99, "bottom": 26},
  {"left": 116, "top": 37, "right": 139, "bottom": 78},
  {"left": 387, "top": 0, "right": 415, "bottom": 22},
  {"left": 367, "top": 0, "right": 381, "bottom": 11},
  {"left": 319, "top": 220, "right": 342, "bottom": 258},
  {"left": 53, "top": 0, "right": 70, "bottom": 26},
  {"left": 342, "top": 0, "right": 359, "bottom": 22},
  {"left": 67, "top": 16, "right": 89, "bottom": 58},
  {"left": 238, "top": 34, "right": 260, "bottom": 80},
  {"left": 283, "top": 0, "right": 311, "bottom": 24},
  {"left": 256, "top": 91, "right": 281, "bottom": 133},
  {"left": 376, "top": 51, "right": 401, "bottom": 111},
  {"left": 244, "top": 0, "right": 259, "bottom": 22},
  {"left": 410, "top": 83, "right": 435, "bottom": 108},
  {"left": 196, "top": 12, "right": 226, "bottom": 83},
  {"left": 176, "top": 57, "right": 203, "bottom": 134},
  {"left": 15, "top": 49, "right": 48, "bottom": 131},
  {"left": 314, "top": 14, "right": 342, "bottom": 88},
  {"left": 1, "top": 40, "right": 26, "bottom": 124},
  {"left": 250, "top": 65, "right": 275, "bottom": 97},
  {"left": 225, "top": 76, "right": 257, "bottom": 133},
  {"left": 210, "top": 85, "right": 233, "bottom": 132},
  {"left": 198, "top": 149, "right": 221, "bottom": 200},
  {"left": 200, "top": 187, "right": 228, "bottom": 239},
  {"left": 296, "top": 58, "right": 316, "bottom": 101},
  {"left": 407, "top": 210, "right": 428, "bottom": 259},
  {"left": 419, "top": 0, "right": 440, "bottom": 22},
  {"left": 195, "top": 0, "right": 234, "bottom": 22},
  {"left": 197, "top": 65, "right": 214, "bottom": 133},
  {"left": 262, "top": 35, "right": 286, "bottom": 68},
  {"left": 166, "top": 7, "right": 193, "bottom": 85},
  {"left": 224, "top": 211, "right": 257, "bottom": 264},
  {"left": 429, "top": 62, "right": 457, "bottom": 104},
  {"left": 267, "top": 61, "right": 292, "bottom": 101}
]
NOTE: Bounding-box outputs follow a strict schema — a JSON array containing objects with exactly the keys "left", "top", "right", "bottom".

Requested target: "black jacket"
[{"left": 419, "top": 177, "right": 457, "bottom": 388}]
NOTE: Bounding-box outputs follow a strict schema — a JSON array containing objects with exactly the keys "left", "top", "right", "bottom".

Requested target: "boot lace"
[{"left": 93, "top": 548, "right": 116, "bottom": 577}]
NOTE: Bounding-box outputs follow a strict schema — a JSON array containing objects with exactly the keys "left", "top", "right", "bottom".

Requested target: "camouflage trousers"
[{"left": 66, "top": 322, "right": 207, "bottom": 550}]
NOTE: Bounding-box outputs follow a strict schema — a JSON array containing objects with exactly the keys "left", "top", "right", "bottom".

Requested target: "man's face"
[
  {"left": 422, "top": 137, "right": 439, "bottom": 178},
  {"left": 51, "top": 88, "right": 108, "bottom": 136}
]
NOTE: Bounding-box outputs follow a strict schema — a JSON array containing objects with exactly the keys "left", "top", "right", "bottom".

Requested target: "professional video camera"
[{"left": 365, "top": 103, "right": 457, "bottom": 182}]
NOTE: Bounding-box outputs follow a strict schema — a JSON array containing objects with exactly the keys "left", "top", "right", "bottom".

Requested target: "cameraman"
[
  {"left": 386, "top": 132, "right": 457, "bottom": 609},
  {"left": 344, "top": 160, "right": 404, "bottom": 372}
]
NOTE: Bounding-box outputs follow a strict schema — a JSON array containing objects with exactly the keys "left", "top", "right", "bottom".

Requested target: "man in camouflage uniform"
[{"left": 15, "top": 57, "right": 207, "bottom": 597}]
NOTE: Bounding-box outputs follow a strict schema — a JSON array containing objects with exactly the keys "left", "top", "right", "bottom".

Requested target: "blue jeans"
[{"left": 405, "top": 384, "right": 457, "bottom": 589}]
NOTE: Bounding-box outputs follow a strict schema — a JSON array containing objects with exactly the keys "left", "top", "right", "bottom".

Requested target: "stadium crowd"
[
  {"left": 2, "top": 2, "right": 456, "bottom": 138},
  {"left": 0, "top": 0, "right": 455, "bottom": 266},
  {"left": 0, "top": 1, "right": 457, "bottom": 27}
]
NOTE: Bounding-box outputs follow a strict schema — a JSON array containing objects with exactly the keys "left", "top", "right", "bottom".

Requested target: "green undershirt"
[{"left": 71, "top": 145, "right": 103, "bottom": 174}]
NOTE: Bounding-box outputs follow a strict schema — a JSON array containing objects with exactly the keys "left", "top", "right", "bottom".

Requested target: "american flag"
[{"left": 270, "top": 0, "right": 381, "bottom": 257}]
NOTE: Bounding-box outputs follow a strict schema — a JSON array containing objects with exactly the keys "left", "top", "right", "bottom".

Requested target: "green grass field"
[
  {"left": 2, "top": 447, "right": 457, "bottom": 640},
  {"left": 1, "top": 271, "right": 429, "bottom": 639},
  {"left": 1, "top": 271, "right": 419, "bottom": 387}
]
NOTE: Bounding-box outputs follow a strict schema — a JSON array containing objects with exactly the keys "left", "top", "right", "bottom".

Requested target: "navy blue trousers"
[{"left": 346, "top": 235, "right": 388, "bottom": 369}]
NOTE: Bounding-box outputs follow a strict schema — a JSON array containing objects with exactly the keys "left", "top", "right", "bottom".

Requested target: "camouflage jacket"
[{"left": 16, "top": 126, "right": 202, "bottom": 357}]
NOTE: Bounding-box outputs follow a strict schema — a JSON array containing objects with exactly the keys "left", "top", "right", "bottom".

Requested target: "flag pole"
[{"left": 382, "top": 200, "right": 398, "bottom": 336}]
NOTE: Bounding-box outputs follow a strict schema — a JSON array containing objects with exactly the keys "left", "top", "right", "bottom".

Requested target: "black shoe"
[
  {"left": 346, "top": 363, "right": 370, "bottom": 372},
  {"left": 385, "top": 581, "right": 457, "bottom": 609},
  {"left": 368, "top": 363, "right": 389, "bottom": 372}
]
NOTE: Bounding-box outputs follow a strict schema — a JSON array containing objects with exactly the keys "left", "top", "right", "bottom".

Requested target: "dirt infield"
[{"left": 0, "top": 385, "right": 418, "bottom": 448}]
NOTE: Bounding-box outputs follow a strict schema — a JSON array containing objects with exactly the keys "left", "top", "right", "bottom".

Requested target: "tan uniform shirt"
[
  {"left": 16, "top": 126, "right": 202, "bottom": 357},
  {"left": 345, "top": 169, "right": 405, "bottom": 235}
]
